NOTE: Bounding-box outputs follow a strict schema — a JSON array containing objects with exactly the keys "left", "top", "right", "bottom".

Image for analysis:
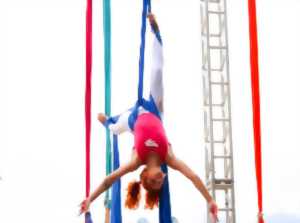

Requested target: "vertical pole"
[
  {"left": 223, "top": 0, "right": 237, "bottom": 222},
  {"left": 201, "top": 0, "right": 236, "bottom": 222},
  {"left": 204, "top": 0, "right": 217, "bottom": 200}
]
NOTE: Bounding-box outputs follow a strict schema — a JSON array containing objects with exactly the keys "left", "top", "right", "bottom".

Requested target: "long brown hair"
[{"left": 125, "top": 167, "right": 160, "bottom": 210}]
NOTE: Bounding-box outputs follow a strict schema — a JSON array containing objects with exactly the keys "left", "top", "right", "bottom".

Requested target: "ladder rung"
[
  {"left": 219, "top": 208, "right": 233, "bottom": 212},
  {"left": 207, "top": 179, "right": 234, "bottom": 190},
  {"left": 214, "top": 178, "right": 233, "bottom": 184},
  {"left": 212, "top": 103, "right": 225, "bottom": 106},
  {"left": 207, "top": 178, "right": 233, "bottom": 183},
  {"left": 201, "top": 33, "right": 223, "bottom": 38},
  {"left": 204, "top": 102, "right": 226, "bottom": 107},
  {"left": 210, "top": 33, "right": 222, "bottom": 38},
  {"left": 200, "top": 0, "right": 221, "bottom": 3},
  {"left": 205, "top": 139, "right": 226, "bottom": 144},
  {"left": 214, "top": 179, "right": 234, "bottom": 190},
  {"left": 214, "top": 155, "right": 231, "bottom": 159},
  {"left": 213, "top": 179, "right": 233, "bottom": 190},
  {"left": 202, "top": 67, "right": 225, "bottom": 72},
  {"left": 209, "top": 45, "right": 227, "bottom": 50},
  {"left": 212, "top": 118, "right": 230, "bottom": 122},
  {"left": 213, "top": 140, "right": 226, "bottom": 143},
  {"left": 211, "top": 68, "right": 224, "bottom": 72},
  {"left": 210, "top": 81, "right": 229, "bottom": 85},
  {"left": 208, "top": 10, "right": 225, "bottom": 15}
]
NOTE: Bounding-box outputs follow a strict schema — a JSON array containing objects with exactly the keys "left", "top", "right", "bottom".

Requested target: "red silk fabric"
[
  {"left": 85, "top": 0, "right": 92, "bottom": 198},
  {"left": 248, "top": 0, "right": 264, "bottom": 222}
]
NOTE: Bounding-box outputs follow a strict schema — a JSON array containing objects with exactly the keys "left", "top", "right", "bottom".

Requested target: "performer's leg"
[
  {"left": 149, "top": 35, "right": 164, "bottom": 114},
  {"left": 98, "top": 110, "right": 132, "bottom": 135}
]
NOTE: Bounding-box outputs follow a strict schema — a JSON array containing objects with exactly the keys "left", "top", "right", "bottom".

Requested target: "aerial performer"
[{"left": 80, "top": 14, "right": 218, "bottom": 222}]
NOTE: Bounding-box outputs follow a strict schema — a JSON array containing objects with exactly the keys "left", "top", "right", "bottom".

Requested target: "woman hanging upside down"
[{"left": 80, "top": 14, "right": 218, "bottom": 222}]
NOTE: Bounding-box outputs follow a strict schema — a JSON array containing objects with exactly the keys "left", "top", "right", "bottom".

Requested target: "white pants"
[{"left": 109, "top": 35, "right": 164, "bottom": 135}]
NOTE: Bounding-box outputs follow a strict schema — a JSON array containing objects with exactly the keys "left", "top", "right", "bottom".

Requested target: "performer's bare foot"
[
  {"left": 97, "top": 113, "right": 107, "bottom": 124},
  {"left": 147, "top": 13, "right": 159, "bottom": 32}
]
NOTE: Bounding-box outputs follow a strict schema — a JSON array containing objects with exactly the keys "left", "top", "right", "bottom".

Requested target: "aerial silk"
[
  {"left": 137, "top": 1, "right": 172, "bottom": 223},
  {"left": 104, "top": 0, "right": 172, "bottom": 222},
  {"left": 103, "top": 0, "right": 112, "bottom": 210},
  {"left": 85, "top": 0, "right": 93, "bottom": 222},
  {"left": 247, "top": 0, "right": 264, "bottom": 222},
  {"left": 110, "top": 135, "right": 122, "bottom": 223},
  {"left": 103, "top": 0, "right": 122, "bottom": 222}
]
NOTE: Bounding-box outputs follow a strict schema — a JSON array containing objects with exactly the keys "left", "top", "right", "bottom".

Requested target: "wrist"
[
  {"left": 87, "top": 195, "right": 93, "bottom": 203},
  {"left": 207, "top": 197, "right": 214, "bottom": 204}
]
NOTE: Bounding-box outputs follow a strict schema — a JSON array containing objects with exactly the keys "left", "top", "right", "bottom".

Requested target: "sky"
[{"left": 1, "top": 0, "right": 300, "bottom": 222}]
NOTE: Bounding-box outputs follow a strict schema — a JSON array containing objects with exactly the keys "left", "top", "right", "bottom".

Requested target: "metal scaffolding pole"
[{"left": 200, "top": 0, "right": 236, "bottom": 222}]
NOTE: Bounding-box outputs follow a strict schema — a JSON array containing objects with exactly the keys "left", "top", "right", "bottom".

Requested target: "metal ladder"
[{"left": 200, "top": 0, "right": 236, "bottom": 222}]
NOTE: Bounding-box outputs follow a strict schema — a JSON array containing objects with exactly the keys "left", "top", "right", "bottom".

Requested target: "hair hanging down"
[
  {"left": 125, "top": 181, "right": 142, "bottom": 209},
  {"left": 125, "top": 167, "right": 160, "bottom": 210},
  {"left": 143, "top": 188, "right": 159, "bottom": 210}
]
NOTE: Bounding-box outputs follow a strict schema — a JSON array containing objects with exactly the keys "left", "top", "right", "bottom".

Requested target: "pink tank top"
[{"left": 134, "top": 113, "right": 168, "bottom": 163}]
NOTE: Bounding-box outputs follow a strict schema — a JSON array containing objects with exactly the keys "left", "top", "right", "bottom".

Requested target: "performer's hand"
[
  {"left": 79, "top": 198, "right": 91, "bottom": 215},
  {"left": 208, "top": 200, "right": 219, "bottom": 223}
]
